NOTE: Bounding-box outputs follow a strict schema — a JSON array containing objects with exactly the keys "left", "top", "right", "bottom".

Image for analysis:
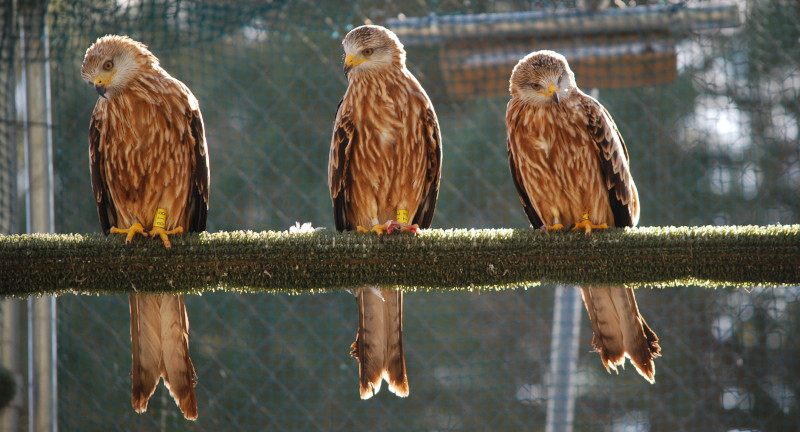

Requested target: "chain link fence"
[
  {"left": 2, "top": 0, "right": 799, "bottom": 430},
  {"left": 0, "top": 0, "right": 16, "bottom": 236}
]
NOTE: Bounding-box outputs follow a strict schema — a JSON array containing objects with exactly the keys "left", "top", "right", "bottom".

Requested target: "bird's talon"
[
  {"left": 356, "top": 223, "right": 388, "bottom": 236},
  {"left": 542, "top": 216, "right": 565, "bottom": 232},
  {"left": 571, "top": 212, "right": 608, "bottom": 236},
  {"left": 148, "top": 226, "right": 184, "bottom": 249},
  {"left": 372, "top": 224, "right": 388, "bottom": 236},
  {"left": 110, "top": 222, "right": 149, "bottom": 244}
]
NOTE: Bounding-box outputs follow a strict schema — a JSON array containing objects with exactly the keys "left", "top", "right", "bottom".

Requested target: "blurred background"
[{"left": 1, "top": 0, "right": 799, "bottom": 430}]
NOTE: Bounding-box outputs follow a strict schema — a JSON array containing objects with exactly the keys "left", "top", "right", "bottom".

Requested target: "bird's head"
[
  {"left": 509, "top": 50, "right": 576, "bottom": 107},
  {"left": 81, "top": 35, "right": 157, "bottom": 100},
  {"left": 341, "top": 25, "right": 406, "bottom": 78}
]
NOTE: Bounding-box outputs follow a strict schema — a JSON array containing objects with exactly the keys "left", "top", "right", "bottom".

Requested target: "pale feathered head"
[
  {"left": 81, "top": 35, "right": 158, "bottom": 99},
  {"left": 509, "top": 50, "right": 577, "bottom": 107},
  {"left": 341, "top": 25, "right": 406, "bottom": 78}
]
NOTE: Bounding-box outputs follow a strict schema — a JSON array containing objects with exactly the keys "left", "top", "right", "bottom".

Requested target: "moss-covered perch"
[{"left": 1, "top": 225, "right": 798, "bottom": 297}]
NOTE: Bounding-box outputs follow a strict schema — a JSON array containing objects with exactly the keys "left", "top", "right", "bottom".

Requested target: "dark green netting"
[{"left": 2, "top": 0, "right": 799, "bottom": 431}]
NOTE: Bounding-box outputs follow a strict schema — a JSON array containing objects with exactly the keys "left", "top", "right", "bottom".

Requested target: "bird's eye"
[
  {"left": 363, "top": 48, "right": 374, "bottom": 56},
  {"left": 102, "top": 60, "right": 114, "bottom": 71},
  {"left": 531, "top": 83, "right": 543, "bottom": 91}
]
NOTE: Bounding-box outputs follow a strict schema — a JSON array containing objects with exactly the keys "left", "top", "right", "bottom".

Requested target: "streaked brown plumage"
[
  {"left": 506, "top": 50, "right": 660, "bottom": 383},
  {"left": 328, "top": 25, "right": 441, "bottom": 398},
  {"left": 82, "top": 35, "right": 209, "bottom": 419}
]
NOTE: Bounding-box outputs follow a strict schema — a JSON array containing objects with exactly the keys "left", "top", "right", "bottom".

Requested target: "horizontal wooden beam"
[{"left": 387, "top": 3, "right": 741, "bottom": 45}]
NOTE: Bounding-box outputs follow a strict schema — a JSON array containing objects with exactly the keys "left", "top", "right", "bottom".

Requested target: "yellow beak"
[
  {"left": 93, "top": 69, "right": 116, "bottom": 87},
  {"left": 344, "top": 54, "right": 368, "bottom": 74},
  {"left": 92, "top": 71, "right": 116, "bottom": 98},
  {"left": 538, "top": 83, "right": 560, "bottom": 106}
]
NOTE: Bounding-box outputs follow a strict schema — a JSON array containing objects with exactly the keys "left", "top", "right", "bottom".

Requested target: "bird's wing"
[
  {"left": 583, "top": 96, "right": 639, "bottom": 227},
  {"left": 89, "top": 113, "right": 117, "bottom": 235},
  {"left": 329, "top": 98, "right": 356, "bottom": 232},
  {"left": 186, "top": 106, "right": 210, "bottom": 232},
  {"left": 410, "top": 107, "right": 442, "bottom": 229}
]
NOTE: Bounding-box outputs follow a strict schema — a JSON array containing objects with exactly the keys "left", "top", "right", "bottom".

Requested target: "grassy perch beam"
[{"left": 1, "top": 225, "right": 798, "bottom": 297}]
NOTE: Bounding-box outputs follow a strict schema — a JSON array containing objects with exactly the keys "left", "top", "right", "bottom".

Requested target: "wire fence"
[
  {"left": 2, "top": 0, "right": 800, "bottom": 430},
  {"left": 0, "top": 0, "right": 16, "bottom": 236}
]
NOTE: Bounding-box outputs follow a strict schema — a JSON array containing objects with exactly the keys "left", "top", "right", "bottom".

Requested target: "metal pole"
[
  {"left": 20, "top": 0, "right": 57, "bottom": 430},
  {"left": 544, "top": 284, "right": 582, "bottom": 432}
]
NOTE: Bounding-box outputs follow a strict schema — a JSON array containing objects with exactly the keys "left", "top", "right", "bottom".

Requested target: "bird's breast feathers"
[
  {"left": 336, "top": 68, "right": 433, "bottom": 225},
  {"left": 95, "top": 85, "right": 196, "bottom": 229},
  {"left": 508, "top": 97, "right": 612, "bottom": 226}
]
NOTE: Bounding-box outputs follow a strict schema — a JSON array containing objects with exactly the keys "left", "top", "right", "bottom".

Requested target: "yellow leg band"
[
  {"left": 396, "top": 209, "right": 409, "bottom": 224},
  {"left": 153, "top": 208, "right": 167, "bottom": 229}
]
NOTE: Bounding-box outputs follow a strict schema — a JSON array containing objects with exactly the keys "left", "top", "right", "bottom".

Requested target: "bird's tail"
[
  {"left": 130, "top": 294, "right": 198, "bottom": 420},
  {"left": 580, "top": 285, "right": 661, "bottom": 383},
  {"left": 350, "top": 287, "right": 409, "bottom": 399}
]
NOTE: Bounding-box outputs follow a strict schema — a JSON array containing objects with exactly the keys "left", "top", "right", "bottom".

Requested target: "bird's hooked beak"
[
  {"left": 343, "top": 54, "right": 368, "bottom": 75},
  {"left": 542, "top": 83, "right": 560, "bottom": 106},
  {"left": 94, "top": 82, "right": 107, "bottom": 98},
  {"left": 92, "top": 72, "right": 115, "bottom": 99}
]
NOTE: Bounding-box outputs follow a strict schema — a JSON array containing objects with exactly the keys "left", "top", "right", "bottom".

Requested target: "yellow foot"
[
  {"left": 148, "top": 226, "right": 184, "bottom": 249},
  {"left": 110, "top": 222, "right": 149, "bottom": 244},
  {"left": 356, "top": 223, "right": 388, "bottom": 236},
  {"left": 355, "top": 221, "right": 419, "bottom": 236},
  {"left": 571, "top": 211, "right": 608, "bottom": 236},
  {"left": 543, "top": 218, "right": 565, "bottom": 232}
]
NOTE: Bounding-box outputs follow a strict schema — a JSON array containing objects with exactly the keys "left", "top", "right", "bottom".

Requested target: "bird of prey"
[
  {"left": 81, "top": 35, "right": 209, "bottom": 419},
  {"left": 505, "top": 50, "right": 660, "bottom": 383},
  {"left": 328, "top": 25, "right": 442, "bottom": 398}
]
